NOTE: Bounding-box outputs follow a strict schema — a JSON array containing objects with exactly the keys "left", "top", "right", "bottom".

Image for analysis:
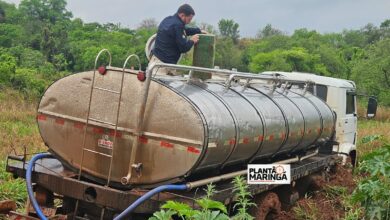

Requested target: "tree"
[
  {"left": 361, "top": 23, "right": 381, "bottom": 44},
  {"left": 218, "top": 19, "right": 240, "bottom": 43},
  {"left": 40, "top": 25, "right": 56, "bottom": 61},
  {"left": 315, "top": 45, "right": 347, "bottom": 78},
  {"left": 342, "top": 29, "right": 366, "bottom": 47},
  {"left": 138, "top": 18, "right": 157, "bottom": 30},
  {"left": 256, "top": 24, "right": 284, "bottom": 39},
  {"left": 83, "top": 22, "right": 104, "bottom": 32},
  {"left": 351, "top": 38, "right": 390, "bottom": 105},
  {"left": 0, "top": 24, "right": 23, "bottom": 47},
  {"left": 248, "top": 47, "right": 325, "bottom": 74},
  {"left": 0, "top": 0, "right": 389, "bottom": 107},
  {"left": 0, "top": 6, "right": 4, "bottom": 23},
  {"left": 249, "top": 50, "right": 291, "bottom": 73},
  {"left": 0, "top": 1, "right": 21, "bottom": 24},
  {"left": 46, "top": 0, "right": 72, "bottom": 24},
  {"left": 291, "top": 28, "right": 322, "bottom": 52},
  {"left": 215, "top": 38, "right": 245, "bottom": 71},
  {"left": 103, "top": 22, "right": 122, "bottom": 32},
  {"left": 380, "top": 19, "right": 390, "bottom": 29},
  {"left": 6, "top": 46, "right": 46, "bottom": 68},
  {"left": 19, "top": 0, "right": 72, "bottom": 25},
  {"left": 379, "top": 19, "right": 390, "bottom": 39},
  {"left": 199, "top": 22, "right": 217, "bottom": 35},
  {"left": 0, "top": 52, "right": 16, "bottom": 85},
  {"left": 17, "top": 0, "right": 72, "bottom": 51}
]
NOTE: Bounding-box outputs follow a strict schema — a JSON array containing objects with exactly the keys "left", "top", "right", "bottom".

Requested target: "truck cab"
[{"left": 261, "top": 71, "right": 358, "bottom": 164}]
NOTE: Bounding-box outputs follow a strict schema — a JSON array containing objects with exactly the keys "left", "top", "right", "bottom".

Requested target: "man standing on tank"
[{"left": 149, "top": 4, "right": 204, "bottom": 75}]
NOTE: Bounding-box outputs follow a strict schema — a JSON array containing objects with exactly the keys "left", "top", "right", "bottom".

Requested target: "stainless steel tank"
[{"left": 37, "top": 67, "right": 335, "bottom": 188}]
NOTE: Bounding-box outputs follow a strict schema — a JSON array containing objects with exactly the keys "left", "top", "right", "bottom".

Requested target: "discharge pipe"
[{"left": 26, "top": 153, "right": 52, "bottom": 220}]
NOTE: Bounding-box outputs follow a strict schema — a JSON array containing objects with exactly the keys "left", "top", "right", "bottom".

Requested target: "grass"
[
  {"left": 356, "top": 101, "right": 390, "bottom": 156},
  {"left": 290, "top": 106, "right": 390, "bottom": 220},
  {"left": 357, "top": 120, "right": 390, "bottom": 156},
  {"left": 293, "top": 199, "right": 320, "bottom": 220},
  {"left": 0, "top": 88, "right": 45, "bottom": 158},
  {"left": 357, "top": 104, "right": 390, "bottom": 123},
  {"left": 0, "top": 160, "right": 27, "bottom": 208},
  {"left": 323, "top": 185, "right": 348, "bottom": 201},
  {"left": 0, "top": 89, "right": 45, "bottom": 215}
]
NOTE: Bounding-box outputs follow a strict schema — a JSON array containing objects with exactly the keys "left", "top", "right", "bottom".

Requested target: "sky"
[{"left": 3, "top": 0, "right": 390, "bottom": 37}]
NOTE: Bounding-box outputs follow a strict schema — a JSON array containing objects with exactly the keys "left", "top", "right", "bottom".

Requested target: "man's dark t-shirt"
[{"left": 152, "top": 13, "right": 201, "bottom": 64}]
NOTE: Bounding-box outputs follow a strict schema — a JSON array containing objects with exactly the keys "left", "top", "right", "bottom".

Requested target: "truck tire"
[{"left": 250, "top": 192, "right": 281, "bottom": 220}]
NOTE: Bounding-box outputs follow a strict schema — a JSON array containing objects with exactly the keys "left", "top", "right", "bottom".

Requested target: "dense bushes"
[
  {"left": 12, "top": 68, "right": 47, "bottom": 96},
  {"left": 0, "top": 53, "right": 16, "bottom": 86},
  {"left": 352, "top": 144, "right": 390, "bottom": 219},
  {"left": 0, "top": 0, "right": 390, "bottom": 105}
]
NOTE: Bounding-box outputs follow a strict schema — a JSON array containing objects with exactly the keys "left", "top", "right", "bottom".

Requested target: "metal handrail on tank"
[
  {"left": 120, "top": 62, "right": 317, "bottom": 185},
  {"left": 151, "top": 63, "right": 255, "bottom": 78},
  {"left": 123, "top": 54, "right": 142, "bottom": 71},
  {"left": 96, "top": 49, "right": 112, "bottom": 67},
  {"left": 105, "top": 54, "right": 142, "bottom": 187},
  {"left": 225, "top": 73, "right": 315, "bottom": 89},
  {"left": 119, "top": 55, "right": 143, "bottom": 185},
  {"left": 146, "top": 63, "right": 315, "bottom": 85}
]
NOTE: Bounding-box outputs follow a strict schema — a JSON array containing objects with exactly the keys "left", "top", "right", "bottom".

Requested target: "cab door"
[{"left": 343, "top": 90, "right": 357, "bottom": 145}]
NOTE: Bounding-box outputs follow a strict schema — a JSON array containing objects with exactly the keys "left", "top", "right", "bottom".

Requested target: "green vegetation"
[
  {"left": 293, "top": 200, "right": 319, "bottom": 220},
  {"left": 149, "top": 176, "right": 254, "bottom": 220},
  {"left": 322, "top": 185, "right": 364, "bottom": 220},
  {"left": 0, "top": 161, "right": 27, "bottom": 208},
  {"left": 352, "top": 143, "right": 390, "bottom": 219},
  {"left": 0, "top": 90, "right": 44, "bottom": 218},
  {"left": 356, "top": 119, "right": 390, "bottom": 156},
  {"left": 231, "top": 176, "right": 255, "bottom": 220},
  {"left": 149, "top": 184, "right": 229, "bottom": 220},
  {"left": 0, "top": 0, "right": 390, "bottom": 105},
  {"left": 0, "top": 0, "right": 389, "bottom": 218}
]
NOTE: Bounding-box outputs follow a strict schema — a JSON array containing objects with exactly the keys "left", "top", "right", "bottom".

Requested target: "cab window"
[
  {"left": 316, "top": 85, "right": 328, "bottom": 101},
  {"left": 346, "top": 91, "right": 356, "bottom": 114}
]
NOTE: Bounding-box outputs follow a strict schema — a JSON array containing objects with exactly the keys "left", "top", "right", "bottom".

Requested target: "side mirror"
[{"left": 367, "top": 96, "right": 377, "bottom": 119}]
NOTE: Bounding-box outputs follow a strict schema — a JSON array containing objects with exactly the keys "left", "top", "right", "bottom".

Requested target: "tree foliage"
[
  {"left": 0, "top": 0, "right": 389, "bottom": 106},
  {"left": 138, "top": 18, "right": 158, "bottom": 30},
  {"left": 351, "top": 39, "right": 390, "bottom": 104},
  {"left": 256, "top": 24, "right": 284, "bottom": 39},
  {"left": 218, "top": 19, "right": 240, "bottom": 43}
]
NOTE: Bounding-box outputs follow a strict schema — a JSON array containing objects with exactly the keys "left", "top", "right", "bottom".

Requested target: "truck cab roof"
[{"left": 261, "top": 71, "right": 356, "bottom": 89}]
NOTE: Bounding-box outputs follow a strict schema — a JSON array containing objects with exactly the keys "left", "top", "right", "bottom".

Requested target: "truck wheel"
[
  {"left": 349, "top": 150, "right": 357, "bottom": 167},
  {"left": 250, "top": 192, "right": 281, "bottom": 220}
]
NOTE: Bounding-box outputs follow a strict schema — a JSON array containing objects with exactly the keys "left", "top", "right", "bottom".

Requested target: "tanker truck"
[{"left": 5, "top": 42, "right": 377, "bottom": 219}]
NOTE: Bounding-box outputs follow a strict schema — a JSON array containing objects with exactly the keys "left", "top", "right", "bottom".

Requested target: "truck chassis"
[{"left": 5, "top": 153, "right": 337, "bottom": 219}]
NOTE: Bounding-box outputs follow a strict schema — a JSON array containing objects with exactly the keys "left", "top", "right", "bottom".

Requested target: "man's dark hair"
[{"left": 177, "top": 4, "right": 195, "bottom": 16}]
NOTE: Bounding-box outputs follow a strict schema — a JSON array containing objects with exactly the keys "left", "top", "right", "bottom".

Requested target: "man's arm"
[
  {"left": 185, "top": 26, "right": 201, "bottom": 36},
  {"left": 174, "top": 25, "right": 195, "bottom": 53}
]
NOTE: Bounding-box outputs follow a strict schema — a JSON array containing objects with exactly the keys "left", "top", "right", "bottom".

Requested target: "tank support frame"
[{"left": 6, "top": 152, "right": 336, "bottom": 218}]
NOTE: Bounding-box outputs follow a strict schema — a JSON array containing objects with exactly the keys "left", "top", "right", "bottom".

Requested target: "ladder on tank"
[{"left": 73, "top": 49, "right": 141, "bottom": 220}]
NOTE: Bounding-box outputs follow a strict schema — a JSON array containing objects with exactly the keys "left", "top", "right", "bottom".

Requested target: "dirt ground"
[{"left": 274, "top": 163, "right": 356, "bottom": 220}]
